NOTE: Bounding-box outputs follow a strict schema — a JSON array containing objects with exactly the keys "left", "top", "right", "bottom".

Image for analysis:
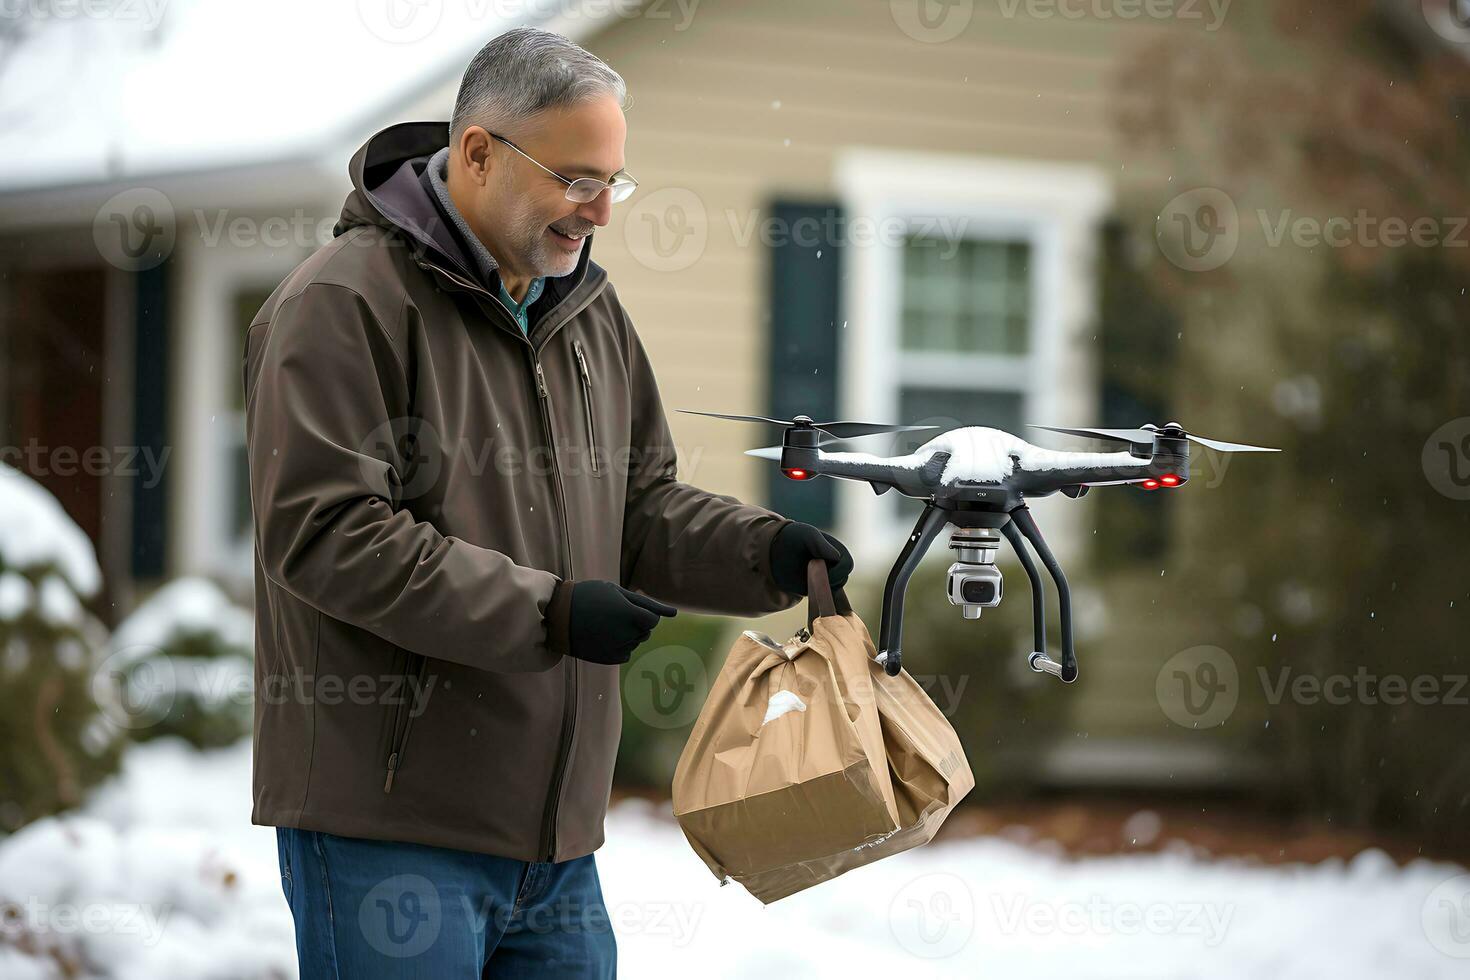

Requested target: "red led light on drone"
[
  {"left": 1160, "top": 474, "right": 1181, "bottom": 487},
  {"left": 783, "top": 468, "right": 813, "bottom": 480},
  {"left": 1141, "top": 479, "right": 1160, "bottom": 490}
]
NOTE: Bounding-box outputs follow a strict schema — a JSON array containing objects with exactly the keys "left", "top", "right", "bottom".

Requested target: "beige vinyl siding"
[
  {"left": 580, "top": 0, "right": 1200, "bottom": 506},
  {"left": 579, "top": 1, "right": 1244, "bottom": 755}
]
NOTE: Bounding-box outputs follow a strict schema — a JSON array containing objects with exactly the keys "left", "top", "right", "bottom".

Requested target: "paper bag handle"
[{"left": 804, "top": 557, "right": 853, "bottom": 630}]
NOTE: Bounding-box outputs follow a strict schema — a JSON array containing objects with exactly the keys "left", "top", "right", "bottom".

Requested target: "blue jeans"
[{"left": 276, "top": 828, "right": 616, "bottom": 979}]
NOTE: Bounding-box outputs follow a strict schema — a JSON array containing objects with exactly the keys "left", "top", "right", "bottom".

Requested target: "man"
[{"left": 243, "top": 27, "right": 852, "bottom": 979}]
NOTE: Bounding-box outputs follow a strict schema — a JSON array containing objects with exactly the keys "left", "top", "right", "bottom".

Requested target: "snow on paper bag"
[{"left": 672, "top": 559, "right": 974, "bottom": 904}]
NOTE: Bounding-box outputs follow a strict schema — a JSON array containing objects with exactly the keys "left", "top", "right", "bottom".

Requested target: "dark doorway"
[{"left": 1, "top": 265, "right": 109, "bottom": 546}]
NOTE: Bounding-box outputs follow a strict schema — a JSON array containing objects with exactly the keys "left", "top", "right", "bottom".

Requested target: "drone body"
[
  {"left": 680, "top": 410, "right": 1278, "bottom": 683},
  {"left": 747, "top": 424, "right": 1195, "bottom": 501}
]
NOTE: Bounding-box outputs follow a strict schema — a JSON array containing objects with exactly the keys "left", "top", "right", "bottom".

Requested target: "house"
[
  {"left": 1, "top": 0, "right": 1247, "bottom": 783},
  {"left": 0, "top": 0, "right": 1138, "bottom": 596}
]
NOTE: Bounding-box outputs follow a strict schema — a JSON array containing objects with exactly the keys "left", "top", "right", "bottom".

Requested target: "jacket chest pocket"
[{"left": 572, "top": 339, "right": 605, "bottom": 479}]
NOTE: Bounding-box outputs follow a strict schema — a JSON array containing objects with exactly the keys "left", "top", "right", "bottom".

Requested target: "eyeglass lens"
[{"left": 566, "top": 178, "right": 637, "bottom": 204}]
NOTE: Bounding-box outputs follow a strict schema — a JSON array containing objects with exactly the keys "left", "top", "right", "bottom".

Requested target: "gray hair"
[{"left": 450, "top": 27, "right": 627, "bottom": 142}]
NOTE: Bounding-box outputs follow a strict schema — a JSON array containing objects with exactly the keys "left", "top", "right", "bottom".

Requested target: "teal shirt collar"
[{"left": 497, "top": 276, "right": 544, "bottom": 334}]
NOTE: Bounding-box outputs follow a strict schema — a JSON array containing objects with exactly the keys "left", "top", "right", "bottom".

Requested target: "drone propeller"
[
  {"left": 1030, "top": 423, "right": 1280, "bottom": 454},
  {"left": 679, "top": 409, "right": 936, "bottom": 442}
]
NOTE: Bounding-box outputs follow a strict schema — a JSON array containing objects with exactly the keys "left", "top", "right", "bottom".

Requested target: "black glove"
[
  {"left": 768, "top": 522, "right": 853, "bottom": 596},
  {"left": 566, "top": 580, "right": 677, "bottom": 665}
]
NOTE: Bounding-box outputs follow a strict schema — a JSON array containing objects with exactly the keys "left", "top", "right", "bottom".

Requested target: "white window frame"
[
  {"left": 216, "top": 279, "right": 277, "bottom": 582},
  {"left": 833, "top": 149, "right": 1112, "bottom": 573},
  {"left": 172, "top": 219, "right": 321, "bottom": 589}
]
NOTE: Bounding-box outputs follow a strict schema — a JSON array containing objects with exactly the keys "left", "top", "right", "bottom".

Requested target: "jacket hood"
[{"left": 335, "top": 120, "right": 598, "bottom": 290}]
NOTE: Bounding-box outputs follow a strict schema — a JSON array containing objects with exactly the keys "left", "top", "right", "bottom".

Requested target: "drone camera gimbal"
[{"left": 946, "top": 529, "right": 1004, "bottom": 619}]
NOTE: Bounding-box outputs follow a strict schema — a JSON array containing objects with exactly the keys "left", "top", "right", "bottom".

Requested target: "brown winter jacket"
[{"left": 243, "top": 121, "right": 801, "bottom": 862}]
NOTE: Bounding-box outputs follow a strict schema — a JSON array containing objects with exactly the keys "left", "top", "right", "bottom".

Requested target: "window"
[
  {"left": 901, "top": 237, "right": 1030, "bottom": 357},
  {"left": 834, "top": 150, "right": 1112, "bottom": 570},
  {"left": 891, "top": 235, "right": 1033, "bottom": 522}
]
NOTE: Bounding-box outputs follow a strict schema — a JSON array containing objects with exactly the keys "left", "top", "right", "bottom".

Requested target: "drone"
[{"left": 678, "top": 410, "right": 1279, "bottom": 684}]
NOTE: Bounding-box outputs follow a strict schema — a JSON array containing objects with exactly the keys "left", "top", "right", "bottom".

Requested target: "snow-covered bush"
[
  {"left": 0, "top": 739, "right": 296, "bottom": 980},
  {"left": 106, "top": 580, "right": 254, "bottom": 750},
  {"left": 0, "top": 464, "right": 124, "bottom": 833}
]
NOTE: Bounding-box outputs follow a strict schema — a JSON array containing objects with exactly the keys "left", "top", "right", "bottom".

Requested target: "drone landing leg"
[
  {"left": 878, "top": 502, "right": 949, "bottom": 677},
  {"left": 1009, "top": 505, "right": 1078, "bottom": 683},
  {"left": 1000, "top": 518, "right": 1048, "bottom": 669}
]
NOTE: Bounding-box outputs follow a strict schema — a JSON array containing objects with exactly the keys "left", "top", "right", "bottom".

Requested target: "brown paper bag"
[{"left": 672, "top": 558, "right": 975, "bottom": 904}]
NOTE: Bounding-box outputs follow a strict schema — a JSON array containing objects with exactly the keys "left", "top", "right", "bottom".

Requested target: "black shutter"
[
  {"left": 1096, "top": 220, "right": 1178, "bottom": 561},
  {"left": 765, "top": 200, "right": 843, "bottom": 528},
  {"left": 130, "top": 261, "right": 170, "bottom": 580}
]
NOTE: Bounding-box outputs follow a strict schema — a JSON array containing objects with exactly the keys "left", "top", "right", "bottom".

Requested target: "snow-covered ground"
[{"left": 1, "top": 738, "right": 1465, "bottom": 979}]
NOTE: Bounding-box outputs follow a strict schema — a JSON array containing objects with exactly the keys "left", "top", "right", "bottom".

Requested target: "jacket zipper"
[
  {"left": 573, "top": 340, "right": 600, "bottom": 476},
  {"left": 532, "top": 351, "right": 579, "bottom": 861},
  {"left": 383, "top": 653, "right": 428, "bottom": 793},
  {"left": 532, "top": 358, "right": 577, "bottom": 573}
]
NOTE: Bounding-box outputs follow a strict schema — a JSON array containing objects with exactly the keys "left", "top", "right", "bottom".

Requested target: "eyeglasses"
[{"left": 488, "top": 132, "right": 638, "bottom": 205}]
